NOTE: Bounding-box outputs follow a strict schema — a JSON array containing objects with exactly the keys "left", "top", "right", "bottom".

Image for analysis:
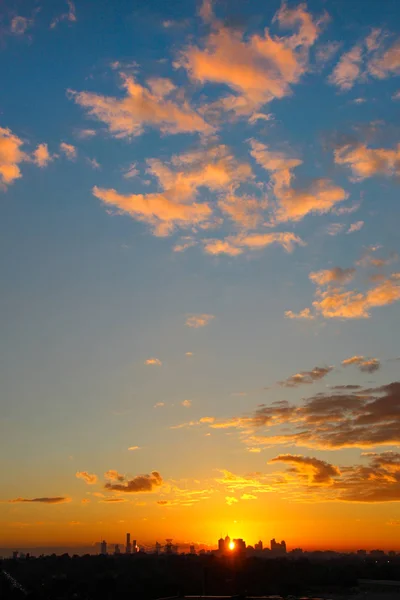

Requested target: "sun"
[{"left": 229, "top": 541, "right": 235, "bottom": 550}]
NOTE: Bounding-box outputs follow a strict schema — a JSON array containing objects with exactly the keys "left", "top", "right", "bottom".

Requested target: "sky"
[{"left": 1, "top": 0, "right": 400, "bottom": 553}]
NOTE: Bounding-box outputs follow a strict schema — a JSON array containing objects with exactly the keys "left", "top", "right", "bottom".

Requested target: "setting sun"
[{"left": 229, "top": 541, "right": 235, "bottom": 551}]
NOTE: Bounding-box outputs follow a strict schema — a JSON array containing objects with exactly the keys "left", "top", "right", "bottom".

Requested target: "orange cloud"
[
  {"left": 309, "top": 267, "right": 356, "bottom": 286},
  {"left": 10, "top": 497, "right": 70, "bottom": 504},
  {"left": 249, "top": 140, "right": 348, "bottom": 222},
  {"left": 185, "top": 313, "right": 214, "bottom": 328},
  {"left": 203, "top": 232, "right": 304, "bottom": 256},
  {"left": 342, "top": 355, "right": 380, "bottom": 373},
  {"left": 105, "top": 471, "right": 162, "bottom": 493},
  {"left": 76, "top": 471, "right": 98, "bottom": 485},
  {"left": 59, "top": 142, "right": 77, "bottom": 160},
  {"left": 177, "top": 3, "right": 324, "bottom": 117},
  {"left": 11, "top": 16, "right": 32, "bottom": 35},
  {"left": 0, "top": 126, "right": 28, "bottom": 186},
  {"left": 70, "top": 74, "right": 212, "bottom": 138},
  {"left": 33, "top": 143, "right": 54, "bottom": 168},
  {"left": 145, "top": 358, "right": 162, "bottom": 366},
  {"left": 93, "top": 145, "right": 251, "bottom": 237},
  {"left": 284, "top": 308, "right": 314, "bottom": 320},
  {"left": 270, "top": 454, "right": 341, "bottom": 484},
  {"left": 328, "top": 44, "right": 363, "bottom": 90},
  {"left": 368, "top": 39, "right": 400, "bottom": 79},
  {"left": 335, "top": 143, "right": 400, "bottom": 180},
  {"left": 50, "top": 0, "right": 76, "bottom": 29},
  {"left": 279, "top": 365, "right": 333, "bottom": 388},
  {"left": 181, "top": 399, "right": 192, "bottom": 407}
]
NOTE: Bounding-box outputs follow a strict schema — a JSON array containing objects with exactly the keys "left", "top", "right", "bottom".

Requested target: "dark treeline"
[{"left": 1, "top": 553, "right": 400, "bottom": 600}]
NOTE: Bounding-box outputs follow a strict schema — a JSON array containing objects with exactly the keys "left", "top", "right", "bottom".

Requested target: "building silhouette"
[
  {"left": 254, "top": 540, "right": 263, "bottom": 551},
  {"left": 100, "top": 540, "right": 107, "bottom": 555},
  {"left": 114, "top": 544, "right": 121, "bottom": 555},
  {"left": 270, "top": 538, "right": 286, "bottom": 556},
  {"left": 126, "top": 533, "right": 131, "bottom": 554}
]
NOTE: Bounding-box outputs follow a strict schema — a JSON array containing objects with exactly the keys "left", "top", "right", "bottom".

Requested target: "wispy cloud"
[
  {"left": 185, "top": 313, "right": 215, "bottom": 328},
  {"left": 76, "top": 471, "right": 98, "bottom": 485}
]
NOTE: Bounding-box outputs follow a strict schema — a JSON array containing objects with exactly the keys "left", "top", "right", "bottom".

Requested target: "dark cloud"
[
  {"left": 270, "top": 454, "right": 341, "bottom": 484},
  {"left": 105, "top": 471, "right": 162, "bottom": 493},
  {"left": 10, "top": 497, "right": 69, "bottom": 504},
  {"left": 330, "top": 384, "right": 362, "bottom": 390},
  {"left": 215, "top": 381, "right": 400, "bottom": 449},
  {"left": 279, "top": 365, "right": 333, "bottom": 387},
  {"left": 342, "top": 355, "right": 380, "bottom": 373}
]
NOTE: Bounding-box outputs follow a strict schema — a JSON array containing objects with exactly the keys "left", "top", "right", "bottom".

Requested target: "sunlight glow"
[{"left": 229, "top": 541, "right": 235, "bottom": 550}]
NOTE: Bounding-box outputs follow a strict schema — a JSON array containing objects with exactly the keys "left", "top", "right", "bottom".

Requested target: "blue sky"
[{"left": 1, "top": 0, "right": 400, "bottom": 550}]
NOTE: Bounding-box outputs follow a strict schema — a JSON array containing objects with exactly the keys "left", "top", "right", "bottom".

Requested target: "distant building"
[
  {"left": 132, "top": 539, "right": 137, "bottom": 553},
  {"left": 270, "top": 538, "right": 286, "bottom": 556},
  {"left": 126, "top": 533, "right": 131, "bottom": 554},
  {"left": 190, "top": 545, "right": 196, "bottom": 555},
  {"left": 357, "top": 549, "right": 367, "bottom": 556},
  {"left": 100, "top": 540, "right": 107, "bottom": 555},
  {"left": 254, "top": 540, "right": 263, "bottom": 551},
  {"left": 114, "top": 544, "right": 121, "bottom": 555},
  {"left": 233, "top": 539, "right": 246, "bottom": 555},
  {"left": 155, "top": 541, "right": 162, "bottom": 554}
]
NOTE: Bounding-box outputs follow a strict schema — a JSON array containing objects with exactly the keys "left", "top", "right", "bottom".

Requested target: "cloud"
[
  {"left": 185, "top": 351, "right": 194, "bottom": 357},
  {"left": 284, "top": 308, "right": 314, "bottom": 320},
  {"left": 104, "top": 470, "right": 125, "bottom": 482},
  {"left": 11, "top": 16, "right": 32, "bottom": 35},
  {"left": 347, "top": 220, "right": 364, "bottom": 234},
  {"left": 177, "top": 3, "right": 324, "bottom": 117},
  {"left": 309, "top": 267, "right": 356, "bottom": 286},
  {"left": 368, "top": 39, "right": 400, "bottom": 79},
  {"left": 270, "top": 454, "right": 341, "bottom": 484},
  {"left": 50, "top": 0, "right": 77, "bottom": 28},
  {"left": 342, "top": 355, "right": 380, "bottom": 373},
  {"left": 128, "top": 446, "right": 140, "bottom": 451},
  {"left": 225, "top": 496, "right": 238, "bottom": 505},
  {"left": 0, "top": 126, "right": 28, "bottom": 187},
  {"left": 70, "top": 74, "right": 212, "bottom": 138},
  {"left": 241, "top": 493, "right": 258, "bottom": 500},
  {"left": 154, "top": 402, "right": 165, "bottom": 408},
  {"left": 33, "top": 143, "right": 54, "bottom": 168},
  {"left": 279, "top": 365, "right": 333, "bottom": 387},
  {"left": 335, "top": 142, "right": 400, "bottom": 180},
  {"left": 87, "top": 157, "right": 100, "bottom": 170},
  {"left": 76, "top": 471, "right": 98, "bottom": 485},
  {"left": 218, "top": 193, "right": 267, "bottom": 230},
  {"left": 181, "top": 399, "right": 192, "bottom": 407},
  {"left": 101, "top": 497, "right": 127, "bottom": 503},
  {"left": 10, "top": 497, "right": 70, "bottom": 504},
  {"left": 249, "top": 140, "right": 348, "bottom": 222},
  {"left": 105, "top": 471, "right": 163, "bottom": 493},
  {"left": 326, "top": 223, "right": 346, "bottom": 236},
  {"left": 203, "top": 232, "right": 305, "bottom": 256},
  {"left": 123, "top": 162, "right": 139, "bottom": 179},
  {"left": 145, "top": 358, "right": 162, "bottom": 366},
  {"left": 312, "top": 276, "right": 400, "bottom": 319},
  {"left": 185, "top": 313, "right": 214, "bottom": 328},
  {"left": 92, "top": 145, "right": 251, "bottom": 236},
  {"left": 328, "top": 44, "right": 363, "bottom": 90},
  {"left": 216, "top": 381, "right": 400, "bottom": 450},
  {"left": 60, "top": 142, "right": 77, "bottom": 160}
]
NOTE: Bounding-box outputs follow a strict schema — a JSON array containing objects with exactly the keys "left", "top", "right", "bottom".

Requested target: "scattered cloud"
[
  {"left": 181, "top": 399, "right": 192, "bottom": 407},
  {"left": 76, "top": 471, "right": 98, "bottom": 485},
  {"left": 87, "top": 157, "right": 101, "bottom": 170},
  {"left": 329, "top": 44, "right": 363, "bottom": 90},
  {"left": 249, "top": 140, "right": 348, "bottom": 222},
  {"left": 10, "top": 497, "right": 70, "bottom": 504},
  {"left": 0, "top": 126, "right": 28, "bottom": 187},
  {"left": 154, "top": 402, "right": 165, "bottom": 408},
  {"left": 105, "top": 471, "right": 163, "bottom": 493},
  {"left": 50, "top": 0, "right": 77, "bottom": 29},
  {"left": 145, "top": 358, "right": 162, "bottom": 366},
  {"left": 309, "top": 267, "right": 356, "bottom": 286},
  {"left": 285, "top": 308, "right": 315, "bottom": 320},
  {"left": 279, "top": 365, "right": 333, "bottom": 387},
  {"left": 11, "top": 16, "right": 32, "bottom": 35},
  {"left": 123, "top": 162, "right": 139, "bottom": 179},
  {"left": 347, "top": 220, "right": 364, "bottom": 234},
  {"left": 185, "top": 352, "right": 193, "bottom": 357},
  {"left": 33, "top": 143, "right": 54, "bottom": 168},
  {"left": 177, "top": 3, "right": 325, "bottom": 118},
  {"left": 128, "top": 446, "right": 140, "bottom": 451},
  {"left": 270, "top": 454, "right": 341, "bottom": 484},
  {"left": 225, "top": 496, "right": 238, "bottom": 506},
  {"left": 104, "top": 470, "right": 125, "bottom": 482},
  {"left": 203, "top": 232, "right": 305, "bottom": 256},
  {"left": 70, "top": 74, "right": 212, "bottom": 138},
  {"left": 335, "top": 142, "right": 400, "bottom": 180},
  {"left": 60, "top": 142, "right": 77, "bottom": 160},
  {"left": 342, "top": 355, "right": 380, "bottom": 373},
  {"left": 185, "top": 313, "right": 215, "bottom": 328}
]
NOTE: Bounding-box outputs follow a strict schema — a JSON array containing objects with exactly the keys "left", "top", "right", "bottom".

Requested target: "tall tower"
[
  {"left": 100, "top": 540, "right": 107, "bottom": 555},
  {"left": 126, "top": 533, "right": 131, "bottom": 554}
]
